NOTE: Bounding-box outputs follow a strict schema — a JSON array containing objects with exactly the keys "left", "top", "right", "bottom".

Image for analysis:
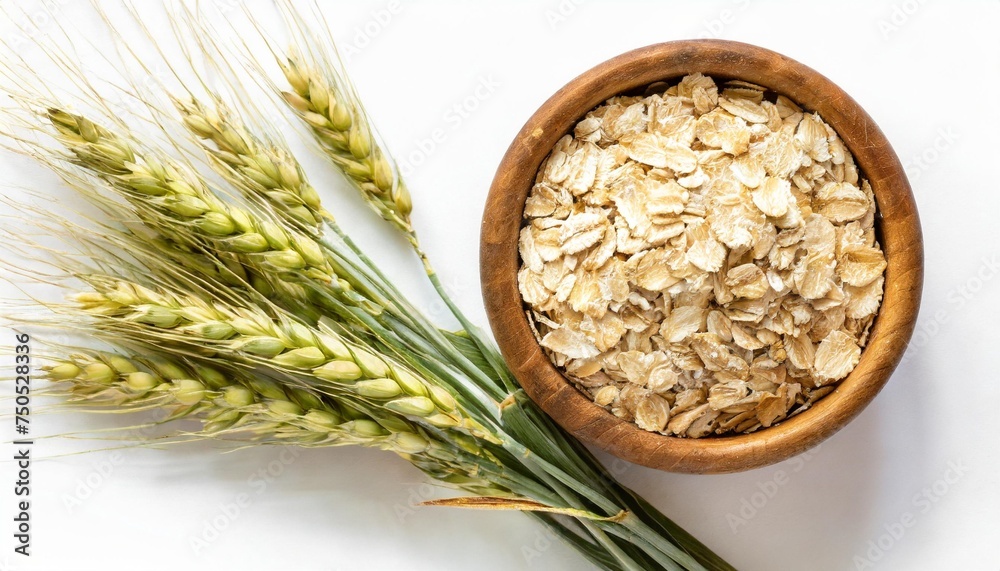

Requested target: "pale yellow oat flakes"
[{"left": 519, "top": 74, "right": 885, "bottom": 437}]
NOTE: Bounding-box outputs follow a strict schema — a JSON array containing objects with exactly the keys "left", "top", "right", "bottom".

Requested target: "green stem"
[
  {"left": 530, "top": 513, "right": 620, "bottom": 571},
  {"left": 319, "top": 228, "right": 505, "bottom": 399},
  {"left": 413, "top": 244, "right": 517, "bottom": 393},
  {"left": 619, "top": 514, "right": 709, "bottom": 571},
  {"left": 614, "top": 490, "right": 736, "bottom": 571},
  {"left": 601, "top": 523, "right": 687, "bottom": 571},
  {"left": 579, "top": 519, "right": 647, "bottom": 571}
]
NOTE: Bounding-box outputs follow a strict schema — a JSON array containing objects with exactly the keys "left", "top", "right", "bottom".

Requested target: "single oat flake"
[{"left": 518, "top": 74, "right": 885, "bottom": 437}]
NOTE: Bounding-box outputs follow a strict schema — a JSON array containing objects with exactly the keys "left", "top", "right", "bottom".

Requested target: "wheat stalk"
[
  {"left": 69, "top": 277, "right": 488, "bottom": 436},
  {"left": 47, "top": 109, "right": 333, "bottom": 277},
  {"left": 277, "top": 54, "right": 413, "bottom": 238},
  {"left": 175, "top": 96, "right": 329, "bottom": 233},
  {"left": 43, "top": 351, "right": 503, "bottom": 488}
]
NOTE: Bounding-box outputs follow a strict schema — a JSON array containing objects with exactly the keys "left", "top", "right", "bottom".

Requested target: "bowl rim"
[{"left": 480, "top": 39, "right": 923, "bottom": 474}]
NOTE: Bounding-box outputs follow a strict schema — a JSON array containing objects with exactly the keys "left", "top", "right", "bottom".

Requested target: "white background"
[{"left": 1, "top": 1, "right": 998, "bottom": 570}]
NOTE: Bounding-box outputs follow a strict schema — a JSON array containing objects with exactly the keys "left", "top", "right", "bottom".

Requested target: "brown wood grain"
[{"left": 480, "top": 40, "right": 923, "bottom": 474}]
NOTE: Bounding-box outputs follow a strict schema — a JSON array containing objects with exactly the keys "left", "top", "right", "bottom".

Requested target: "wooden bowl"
[{"left": 480, "top": 40, "right": 923, "bottom": 474}]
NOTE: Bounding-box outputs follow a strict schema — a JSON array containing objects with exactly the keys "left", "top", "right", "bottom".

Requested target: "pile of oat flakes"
[{"left": 518, "top": 74, "right": 886, "bottom": 437}]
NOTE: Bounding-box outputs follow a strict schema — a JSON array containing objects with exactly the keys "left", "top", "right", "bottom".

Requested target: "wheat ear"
[
  {"left": 278, "top": 54, "right": 413, "bottom": 238},
  {"left": 46, "top": 109, "right": 336, "bottom": 280},
  {"left": 70, "top": 277, "right": 488, "bottom": 436},
  {"left": 175, "top": 97, "right": 329, "bottom": 232},
  {"left": 44, "top": 352, "right": 486, "bottom": 464}
]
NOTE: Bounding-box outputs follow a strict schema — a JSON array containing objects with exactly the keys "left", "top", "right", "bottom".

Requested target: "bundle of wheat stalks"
[{"left": 0, "top": 2, "right": 733, "bottom": 570}]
